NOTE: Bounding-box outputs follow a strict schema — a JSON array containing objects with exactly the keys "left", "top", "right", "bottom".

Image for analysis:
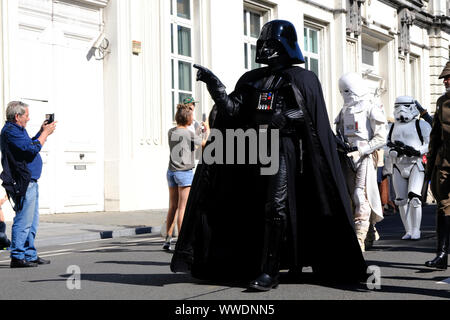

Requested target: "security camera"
[{"left": 86, "top": 32, "right": 109, "bottom": 61}]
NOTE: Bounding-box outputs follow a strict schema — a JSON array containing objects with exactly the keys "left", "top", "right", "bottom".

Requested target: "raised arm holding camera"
[{"left": 0, "top": 101, "right": 56, "bottom": 268}]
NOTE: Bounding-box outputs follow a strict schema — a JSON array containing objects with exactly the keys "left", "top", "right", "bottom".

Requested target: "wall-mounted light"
[
  {"left": 132, "top": 40, "right": 142, "bottom": 56},
  {"left": 86, "top": 32, "right": 110, "bottom": 61}
]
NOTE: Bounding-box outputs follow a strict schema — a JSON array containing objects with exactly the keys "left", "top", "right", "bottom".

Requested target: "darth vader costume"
[{"left": 170, "top": 20, "right": 367, "bottom": 291}]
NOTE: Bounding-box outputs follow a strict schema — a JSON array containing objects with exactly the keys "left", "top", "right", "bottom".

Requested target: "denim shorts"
[{"left": 167, "top": 169, "right": 194, "bottom": 188}]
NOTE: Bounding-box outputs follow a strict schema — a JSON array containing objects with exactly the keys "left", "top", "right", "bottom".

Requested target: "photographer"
[{"left": 0, "top": 101, "right": 56, "bottom": 268}]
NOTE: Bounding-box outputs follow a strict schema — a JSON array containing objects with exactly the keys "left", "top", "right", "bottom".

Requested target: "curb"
[{"left": 35, "top": 225, "right": 162, "bottom": 248}]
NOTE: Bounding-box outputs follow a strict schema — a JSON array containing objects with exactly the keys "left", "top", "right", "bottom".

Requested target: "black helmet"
[{"left": 256, "top": 20, "right": 305, "bottom": 65}]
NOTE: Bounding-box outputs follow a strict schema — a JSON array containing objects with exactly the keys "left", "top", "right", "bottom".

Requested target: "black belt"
[{"left": 30, "top": 179, "right": 38, "bottom": 183}]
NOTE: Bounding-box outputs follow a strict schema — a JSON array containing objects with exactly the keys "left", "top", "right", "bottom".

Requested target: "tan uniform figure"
[{"left": 425, "top": 61, "right": 450, "bottom": 270}]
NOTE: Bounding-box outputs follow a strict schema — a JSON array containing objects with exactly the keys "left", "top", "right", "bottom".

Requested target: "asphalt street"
[{"left": 0, "top": 204, "right": 448, "bottom": 301}]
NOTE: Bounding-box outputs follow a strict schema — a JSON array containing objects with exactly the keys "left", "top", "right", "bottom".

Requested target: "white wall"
[{"left": 103, "top": 0, "right": 171, "bottom": 211}]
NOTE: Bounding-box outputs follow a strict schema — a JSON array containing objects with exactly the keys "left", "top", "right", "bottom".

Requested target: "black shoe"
[
  {"left": 425, "top": 253, "right": 448, "bottom": 270},
  {"left": 248, "top": 273, "right": 279, "bottom": 292},
  {"left": 0, "top": 232, "right": 10, "bottom": 249},
  {"left": 425, "top": 214, "right": 449, "bottom": 270},
  {"left": 30, "top": 257, "right": 51, "bottom": 265},
  {"left": 10, "top": 258, "right": 38, "bottom": 268}
]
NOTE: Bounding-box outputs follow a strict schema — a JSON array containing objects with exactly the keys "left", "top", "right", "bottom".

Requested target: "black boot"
[
  {"left": 248, "top": 218, "right": 284, "bottom": 292},
  {"left": 0, "top": 222, "right": 10, "bottom": 249},
  {"left": 0, "top": 222, "right": 5, "bottom": 233},
  {"left": 425, "top": 214, "right": 449, "bottom": 270}
]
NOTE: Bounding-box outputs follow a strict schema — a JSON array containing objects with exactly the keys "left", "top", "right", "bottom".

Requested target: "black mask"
[{"left": 256, "top": 20, "right": 305, "bottom": 66}]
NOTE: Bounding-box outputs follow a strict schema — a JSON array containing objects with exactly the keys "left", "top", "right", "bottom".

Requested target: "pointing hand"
[{"left": 193, "top": 64, "right": 225, "bottom": 89}]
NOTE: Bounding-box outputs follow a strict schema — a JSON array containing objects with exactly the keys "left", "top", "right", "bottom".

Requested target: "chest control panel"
[{"left": 257, "top": 92, "right": 274, "bottom": 111}]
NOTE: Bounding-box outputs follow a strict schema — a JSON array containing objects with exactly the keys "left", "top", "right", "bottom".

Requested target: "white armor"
[
  {"left": 384, "top": 96, "right": 432, "bottom": 240},
  {"left": 336, "top": 73, "right": 387, "bottom": 251}
]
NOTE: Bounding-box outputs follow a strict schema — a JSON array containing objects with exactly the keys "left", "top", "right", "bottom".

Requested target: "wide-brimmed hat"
[
  {"left": 439, "top": 61, "right": 450, "bottom": 79},
  {"left": 182, "top": 97, "right": 199, "bottom": 105}
]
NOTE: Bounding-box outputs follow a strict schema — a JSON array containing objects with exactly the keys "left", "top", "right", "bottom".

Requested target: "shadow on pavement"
[
  {"left": 373, "top": 284, "right": 449, "bottom": 299},
  {"left": 365, "top": 259, "right": 438, "bottom": 273},
  {"left": 28, "top": 273, "right": 195, "bottom": 287},
  {"left": 96, "top": 260, "right": 170, "bottom": 267}
]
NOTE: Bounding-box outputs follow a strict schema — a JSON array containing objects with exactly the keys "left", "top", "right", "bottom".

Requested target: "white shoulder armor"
[{"left": 370, "top": 103, "right": 387, "bottom": 124}]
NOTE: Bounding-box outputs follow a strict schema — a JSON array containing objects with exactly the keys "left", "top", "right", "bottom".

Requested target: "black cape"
[{"left": 171, "top": 66, "right": 367, "bottom": 283}]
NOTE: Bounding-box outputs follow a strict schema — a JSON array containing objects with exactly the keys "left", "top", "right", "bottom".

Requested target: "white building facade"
[{"left": 0, "top": 0, "right": 449, "bottom": 219}]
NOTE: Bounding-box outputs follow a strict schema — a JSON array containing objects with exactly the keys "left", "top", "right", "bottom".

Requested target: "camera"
[
  {"left": 201, "top": 113, "right": 207, "bottom": 133},
  {"left": 45, "top": 113, "right": 55, "bottom": 124}
]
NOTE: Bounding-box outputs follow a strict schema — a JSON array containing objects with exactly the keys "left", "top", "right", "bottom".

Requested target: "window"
[
  {"left": 361, "top": 44, "right": 379, "bottom": 73},
  {"left": 409, "top": 56, "right": 420, "bottom": 99},
  {"left": 303, "top": 26, "right": 320, "bottom": 77},
  {"left": 243, "top": 7, "right": 267, "bottom": 70},
  {"left": 362, "top": 47, "right": 374, "bottom": 66},
  {"left": 170, "top": 0, "right": 194, "bottom": 120}
]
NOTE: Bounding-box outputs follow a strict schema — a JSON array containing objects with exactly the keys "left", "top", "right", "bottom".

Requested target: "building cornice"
[
  {"left": 378, "top": 0, "right": 423, "bottom": 11},
  {"left": 378, "top": 0, "right": 450, "bottom": 33},
  {"left": 59, "top": 0, "right": 109, "bottom": 9},
  {"left": 300, "top": 0, "right": 346, "bottom": 14}
]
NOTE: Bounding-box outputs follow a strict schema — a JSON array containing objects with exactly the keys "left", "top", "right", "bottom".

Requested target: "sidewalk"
[{"left": 2, "top": 209, "right": 168, "bottom": 248}]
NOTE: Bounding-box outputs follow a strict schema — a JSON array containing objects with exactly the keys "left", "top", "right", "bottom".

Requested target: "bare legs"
[{"left": 164, "top": 186, "right": 191, "bottom": 250}]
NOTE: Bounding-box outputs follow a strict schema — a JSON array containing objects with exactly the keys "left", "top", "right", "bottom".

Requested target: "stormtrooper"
[
  {"left": 335, "top": 72, "right": 386, "bottom": 252},
  {"left": 384, "top": 96, "right": 432, "bottom": 240}
]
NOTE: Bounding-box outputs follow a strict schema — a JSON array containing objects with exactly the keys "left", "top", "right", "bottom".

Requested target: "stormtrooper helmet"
[
  {"left": 339, "top": 72, "right": 369, "bottom": 106},
  {"left": 394, "top": 96, "right": 419, "bottom": 123}
]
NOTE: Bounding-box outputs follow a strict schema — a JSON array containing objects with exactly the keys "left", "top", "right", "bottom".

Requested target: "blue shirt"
[{"left": 1, "top": 122, "right": 43, "bottom": 180}]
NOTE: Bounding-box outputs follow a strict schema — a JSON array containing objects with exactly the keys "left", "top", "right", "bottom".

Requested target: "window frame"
[
  {"left": 243, "top": 3, "right": 270, "bottom": 71},
  {"left": 409, "top": 54, "right": 420, "bottom": 100},
  {"left": 170, "top": 0, "right": 195, "bottom": 120},
  {"left": 361, "top": 43, "right": 380, "bottom": 75},
  {"left": 303, "top": 23, "right": 323, "bottom": 79}
]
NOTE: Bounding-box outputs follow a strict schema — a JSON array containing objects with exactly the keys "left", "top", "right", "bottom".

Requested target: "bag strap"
[
  {"left": 387, "top": 123, "right": 395, "bottom": 143},
  {"left": 415, "top": 119, "right": 424, "bottom": 145}
]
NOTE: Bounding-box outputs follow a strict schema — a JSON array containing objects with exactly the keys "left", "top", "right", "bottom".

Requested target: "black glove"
[
  {"left": 403, "top": 145, "right": 421, "bottom": 157},
  {"left": 270, "top": 110, "right": 287, "bottom": 129},
  {"left": 391, "top": 141, "right": 405, "bottom": 155},
  {"left": 414, "top": 100, "right": 425, "bottom": 114},
  {"left": 335, "top": 135, "right": 347, "bottom": 152},
  {"left": 194, "top": 64, "right": 225, "bottom": 90}
]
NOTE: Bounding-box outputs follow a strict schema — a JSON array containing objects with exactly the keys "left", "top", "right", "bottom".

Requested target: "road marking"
[
  {"left": 0, "top": 237, "right": 167, "bottom": 264},
  {"left": 80, "top": 246, "right": 120, "bottom": 252},
  {"left": 59, "top": 238, "right": 114, "bottom": 246},
  {"left": 39, "top": 252, "right": 72, "bottom": 259},
  {"left": 0, "top": 249, "right": 76, "bottom": 264},
  {"left": 39, "top": 249, "right": 74, "bottom": 255},
  {"left": 124, "top": 238, "right": 166, "bottom": 244},
  {"left": 436, "top": 278, "right": 450, "bottom": 285}
]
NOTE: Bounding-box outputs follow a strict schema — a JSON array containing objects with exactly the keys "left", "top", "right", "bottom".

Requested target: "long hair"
[{"left": 175, "top": 104, "right": 193, "bottom": 126}]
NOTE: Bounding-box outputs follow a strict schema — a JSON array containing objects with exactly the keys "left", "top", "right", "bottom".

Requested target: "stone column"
[{"left": 429, "top": 27, "right": 450, "bottom": 111}]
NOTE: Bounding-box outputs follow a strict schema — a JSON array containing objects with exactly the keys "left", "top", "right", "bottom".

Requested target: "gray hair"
[{"left": 6, "top": 101, "right": 28, "bottom": 122}]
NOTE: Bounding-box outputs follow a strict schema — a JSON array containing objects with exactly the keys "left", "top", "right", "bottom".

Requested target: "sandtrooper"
[
  {"left": 384, "top": 96, "right": 432, "bottom": 240},
  {"left": 335, "top": 72, "right": 386, "bottom": 252}
]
